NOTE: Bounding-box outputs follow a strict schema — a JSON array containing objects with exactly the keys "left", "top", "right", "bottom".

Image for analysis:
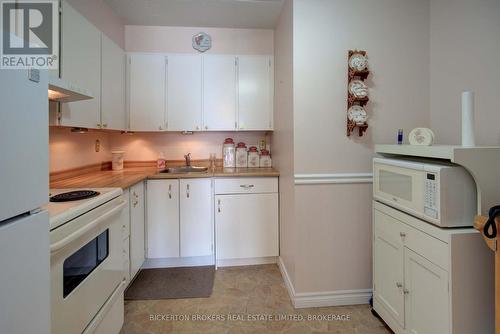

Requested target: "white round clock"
[
  {"left": 349, "top": 53, "right": 368, "bottom": 71},
  {"left": 348, "top": 105, "right": 367, "bottom": 125},
  {"left": 349, "top": 79, "right": 368, "bottom": 98}
]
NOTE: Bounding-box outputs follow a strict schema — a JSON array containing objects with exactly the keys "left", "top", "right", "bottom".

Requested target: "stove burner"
[{"left": 50, "top": 190, "right": 100, "bottom": 202}]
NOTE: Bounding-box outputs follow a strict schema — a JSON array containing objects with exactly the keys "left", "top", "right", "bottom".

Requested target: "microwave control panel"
[{"left": 424, "top": 173, "right": 439, "bottom": 219}]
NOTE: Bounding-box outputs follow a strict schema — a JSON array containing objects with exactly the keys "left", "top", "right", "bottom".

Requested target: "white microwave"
[{"left": 373, "top": 157, "right": 477, "bottom": 227}]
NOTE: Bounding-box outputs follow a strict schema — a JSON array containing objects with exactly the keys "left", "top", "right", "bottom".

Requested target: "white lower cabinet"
[
  {"left": 404, "top": 248, "right": 449, "bottom": 334},
  {"left": 373, "top": 201, "right": 494, "bottom": 334},
  {"left": 129, "top": 182, "right": 145, "bottom": 280},
  {"left": 146, "top": 179, "right": 213, "bottom": 266},
  {"left": 179, "top": 179, "right": 213, "bottom": 257},
  {"left": 215, "top": 177, "right": 279, "bottom": 265},
  {"left": 146, "top": 180, "right": 180, "bottom": 258}
]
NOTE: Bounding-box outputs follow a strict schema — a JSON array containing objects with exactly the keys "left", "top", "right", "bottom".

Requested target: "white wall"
[
  {"left": 293, "top": 0, "right": 430, "bottom": 174},
  {"left": 290, "top": 0, "right": 430, "bottom": 294},
  {"left": 273, "top": 0, "right": 296, "bottom": 285},
  {"left": 430, "top": 0, "right": 500, "bottom": 145},
  {"left": 125, "top": 25, "right": 274, "bottom": 54}
]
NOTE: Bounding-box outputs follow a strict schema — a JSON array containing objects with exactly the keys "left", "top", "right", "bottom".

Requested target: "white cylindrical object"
[
  {"left": 461, "top": 91, "right": 475, "bottom": 147},
  {"left": 111, "top": 151, "right": 124, "bottom": 171}
]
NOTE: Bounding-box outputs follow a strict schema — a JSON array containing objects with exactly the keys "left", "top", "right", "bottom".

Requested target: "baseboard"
[
  {"left": 216, "top": 256, "right": 277, "bottom": 267},
  {"left": 277, "top": 256, "right": 296, "bottom": 303},
  {"left": 277, "top": 257, "right": 372, "bottom": 309},
  {"left": 143, "top": 255, "right": 214, "bottom": 268}
]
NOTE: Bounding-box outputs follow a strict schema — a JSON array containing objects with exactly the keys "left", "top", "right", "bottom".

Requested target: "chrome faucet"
[{"left": 184, "top": 153, "right": 192, "bottom": 167}]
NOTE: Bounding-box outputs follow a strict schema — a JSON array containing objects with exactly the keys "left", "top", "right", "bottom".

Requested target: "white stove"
[
  {"left": 46, "top": 188, "right": 123, "bottom": 230},
  {"left": 47, "top": 187, "right": 126, "bottom": 334}
]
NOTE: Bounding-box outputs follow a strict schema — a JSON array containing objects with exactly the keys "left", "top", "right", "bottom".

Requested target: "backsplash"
[
  {"left": 49, "top": 127, "right": 271, "bottom": 172},
  {"left": 49, "top": 127, "right": 112, "bottom": 173}
]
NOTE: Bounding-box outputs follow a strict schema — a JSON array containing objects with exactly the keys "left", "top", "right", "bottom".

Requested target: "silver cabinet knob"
[
  {"left": 205, "top": 126, "right": 208, "bottom": 130},
  {"left": 400, "top": 232, "right": 406, "bottom": 238},
  {"left": 196, "top": 126, "right": 200, "bottom": 130},
  {"left": 403, "top": 289, "right": 410, "bottom": 295},
  {"left": 159, "top": 125, "right": 163, "bottom": 130},
  {"left": 396, "top": 282, "right": 403, "bottom": 288},
  {"left": 102, "top": 123, "right": 108, "bottom": 128}
]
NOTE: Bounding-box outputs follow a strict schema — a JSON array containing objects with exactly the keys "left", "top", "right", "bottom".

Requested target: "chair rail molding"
[{"left": 294, "top": 173, "right": 373, "bottom": 185}]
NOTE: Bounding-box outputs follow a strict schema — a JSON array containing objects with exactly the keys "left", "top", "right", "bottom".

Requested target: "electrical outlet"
[{"left": 95, "top": 139, "right": 100, "bottom": 152}]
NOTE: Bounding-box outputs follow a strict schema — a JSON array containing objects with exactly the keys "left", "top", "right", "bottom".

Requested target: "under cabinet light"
[{"left": 70, "top": 127, "right": 88, "bottom": 133}]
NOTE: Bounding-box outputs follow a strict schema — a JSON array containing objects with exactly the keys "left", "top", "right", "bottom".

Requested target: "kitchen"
[{"left": 1, "top": 0, "right": 500, "bottom": 333}]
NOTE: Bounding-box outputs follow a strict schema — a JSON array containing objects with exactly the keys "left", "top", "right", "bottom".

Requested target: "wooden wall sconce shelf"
[
  {"left": 347, "top": 120, "right": 368, "bottom": 136},
  {"left": 347, "top": 50, "right": 371, "bottom": 137},
  {"left": 348, "top": 96, "right": 369, "bottom": 108},
  {"left": 348, "top": 69, "right": 370, "bottom": 81}
]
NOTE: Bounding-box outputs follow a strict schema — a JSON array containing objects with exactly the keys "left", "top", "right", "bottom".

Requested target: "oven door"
[
  {"left": 50, "top": 196, "right": 126, "bottom": 334},
  {"left": 373, "top": 158, "right": 424, "bottom": 217}
]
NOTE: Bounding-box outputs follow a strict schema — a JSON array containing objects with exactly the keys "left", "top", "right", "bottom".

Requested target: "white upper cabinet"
[
  {"left": 101, "top": 34, "right": 125, "bottom": 130},
  {"left": 128, "top": 54, "right": 166, "bottom": 131},
  {"left": 60, "top": 1, "right": 101, "bottom": 128},
  {"left": 125, "top": 53, "right": 273, "bottom": 132},
  {"left": 166, "top": 54, "right": 203, "bottom": 131},
  {"left": 237, "top": 55, "right": 274, "bottom": 130},
  {"left": 203, "top": 55, "right": 237, "bottom": 131}
]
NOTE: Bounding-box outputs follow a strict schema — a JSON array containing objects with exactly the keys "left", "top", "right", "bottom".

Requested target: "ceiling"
[{"left": 103, "top": 0, "right": 285, "bottom": 29}]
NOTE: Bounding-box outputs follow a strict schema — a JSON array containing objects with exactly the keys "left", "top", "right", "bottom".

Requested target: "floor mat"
[{"left": 125, "top": 266, "right": 215, "bottom": 300}]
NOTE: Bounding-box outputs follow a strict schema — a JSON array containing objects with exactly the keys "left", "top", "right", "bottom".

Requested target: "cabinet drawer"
[
  {"left": 215, "top": 177, "right": 278, "bottom": 194},
  {"left": 375, "top": 208, "right": 448, "bottom": 270}
]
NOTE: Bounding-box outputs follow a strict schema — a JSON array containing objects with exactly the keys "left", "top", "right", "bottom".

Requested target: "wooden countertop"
[{"left": 50, "top": 166, "right": 280, "bottom": 190}]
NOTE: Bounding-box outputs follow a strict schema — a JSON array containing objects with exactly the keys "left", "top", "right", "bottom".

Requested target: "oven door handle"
[{"left": 50, "top": 200, "right": 126, "bottom": 253}]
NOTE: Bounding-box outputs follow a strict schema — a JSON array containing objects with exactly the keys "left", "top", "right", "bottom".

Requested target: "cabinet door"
[
  {"left": 130, "top": 182, "right": 145, "bottom": 279},
  {"left": 404, "top": 248, "right": 449, "bottom": 334},
  {"left": 167, "top": 54, "right": 202, "bottom": 131},
  {"left": 215, "top": 193, "right": 278, "bottom": 260},
  {"left": 179, "top": 179, "right": 213, "bottom": 257},
  {"left": 101, "top": 34, "right": 125, "bottom": 130},
  {"left": 128, "top": 54, "right": 166, "bottom": 131},
  {"left": 60, "top": 1, "right": 101, "bottom": 128},
  {"left": 237, "top": 55, "right": 273, "bottom": 130},
  {"left": 203, "top": 55, "right": 237, "bottom": 131},
  {"left": 373, "top": 210, "right": 405, "bottom": 327},
  {"left": 146, "top": 180, "right": 179, "bottom": 258}
]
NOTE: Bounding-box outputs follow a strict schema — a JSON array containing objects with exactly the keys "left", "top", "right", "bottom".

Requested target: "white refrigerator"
[{"left": 0, "top": 67, "right": 50, "bottom": 334}]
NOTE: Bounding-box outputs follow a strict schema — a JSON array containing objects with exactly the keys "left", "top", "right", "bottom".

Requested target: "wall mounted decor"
[
  {"left": 192, "top": 32, "right": 212, "bottom": 52},
  {"left": 347, "top": 50, "right": 370, "bottom": 137}
]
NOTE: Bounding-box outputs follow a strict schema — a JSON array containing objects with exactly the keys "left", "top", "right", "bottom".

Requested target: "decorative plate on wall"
[
  {"left": 348, "top": 79, "right": 368, "bottom": 98},
  {"left": 349, "top": 52, "right": 368, "bottom": 71},
  {"left": 192, "top": 32, "right": 212, "bottom": 52},
  {"left": 409, "top": 127, "right": 435, "bottom": 146},
  {"left": 348, "top": 105, "right": 368, "bottom": 125}
]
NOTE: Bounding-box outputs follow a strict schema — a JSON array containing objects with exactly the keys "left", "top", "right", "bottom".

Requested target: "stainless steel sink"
[{"left": 160, "top": 166, "right": 208, "bottom": 174}]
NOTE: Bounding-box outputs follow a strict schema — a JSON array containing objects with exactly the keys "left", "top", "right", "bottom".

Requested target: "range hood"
[{"left": 48, "top": 77, "right": 94, "bottom": 103}]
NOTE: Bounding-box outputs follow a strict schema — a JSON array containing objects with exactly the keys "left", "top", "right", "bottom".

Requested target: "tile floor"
[{"left": 122, "top": 264, "right": 392, "bottom": 334}]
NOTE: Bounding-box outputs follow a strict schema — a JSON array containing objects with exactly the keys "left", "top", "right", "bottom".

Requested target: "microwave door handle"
[{"left": 50, "top": 200, "right": 127, "bottom": 253}]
